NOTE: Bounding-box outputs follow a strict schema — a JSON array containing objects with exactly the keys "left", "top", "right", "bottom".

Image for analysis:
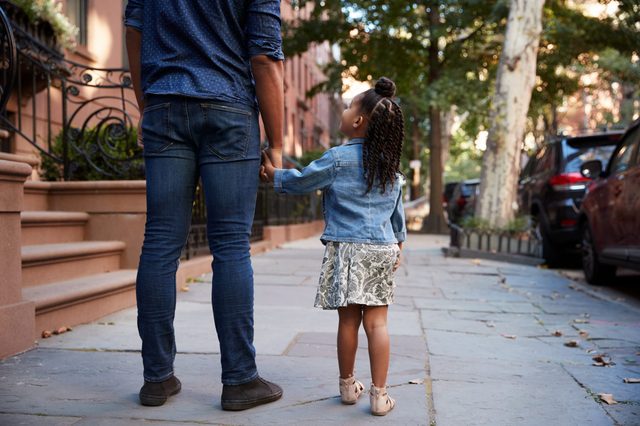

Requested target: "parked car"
[
  {"left": 443, "top": 181, "right": 459, "bottom": 207},
  {"left": 518, "top": 131, "right": 624, "bottom": 265},
  {"left": 579, "top": 120, "right": 640, "bottom": 284},
  {"left": 447, "top": 179, "right": 480, "bottom": 224}
]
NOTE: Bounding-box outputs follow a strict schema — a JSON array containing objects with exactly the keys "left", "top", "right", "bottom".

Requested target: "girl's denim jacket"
[{"left": 274, "top": 138, "right": 406, "bottom": 245}]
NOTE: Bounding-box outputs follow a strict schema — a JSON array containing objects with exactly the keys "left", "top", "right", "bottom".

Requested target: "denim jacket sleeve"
[
  {"left": 124, "top": 0, "right": 144, "bottom": 31},
  {"left": 390, "top": 186, "right": 407, "bottom": 243},
  {"left": 245, "top": 0, "right": 285, "bottom": 60},
  {"left": 274, "top": 150, "right": 336, "bottom": 194}
]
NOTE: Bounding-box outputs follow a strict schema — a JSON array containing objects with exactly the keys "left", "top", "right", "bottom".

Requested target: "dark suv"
[{"left": 518, "top": 132, "right": 624, "bottom": 265}]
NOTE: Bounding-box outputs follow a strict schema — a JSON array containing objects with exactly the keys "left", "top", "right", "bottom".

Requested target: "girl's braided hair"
[{"left": 359, "top": 77, "right": 405, "bottom": 193}]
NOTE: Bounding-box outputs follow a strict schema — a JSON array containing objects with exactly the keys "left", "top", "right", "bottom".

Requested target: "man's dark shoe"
[
  {"left": 139, "top": 375, "right": 182, "bottom": 406},
  {"left": 221, "top": 376, "right": 283, "bottom": 411}
]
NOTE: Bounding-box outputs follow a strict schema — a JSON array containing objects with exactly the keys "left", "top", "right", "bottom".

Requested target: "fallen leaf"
[
  {"left": 538, "top": 264, "right": 549, "bottom": 269},
  {"left": 409, "top": 378, "right": 424, "bottom": 385},
  {"left": 564, "top": 340, "right": 579, "bottom": 348},
  {"left": 592, "top": 355, "right": 613, "bottom": 367},
  {"left": 471, "top": 259, "right": 482, "bottom": 265},
  {"left": 180, "top": 285, "right": 190, "bottom": 292},
  {"left": 501, "top": 334, "right": 517, "bottom": 339},
  {"left": 552, "top": 330, "right": 563, "bottom": 337},
  {"left": 53, "top": 326, "right": 68, "bottom": 335},
  {"left": 579, "top": 330, "right": 589, "bottom": 338},
  {"left": 41, "top": 330, "right": 52, "bottom": 339},
  {"left": 623, "top": 378, "right": 640, "bottom": 384},
  {"left": 108, "top": 322, "right": 115, "bottom": 326},
  {"left": 573, "top": 319, "right": 590, "bottom": 324},
  {"left": 598, "top": 393, "right": 617, "bottom": 405}
]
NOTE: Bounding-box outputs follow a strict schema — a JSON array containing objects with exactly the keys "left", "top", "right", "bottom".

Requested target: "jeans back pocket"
[
  {"left": 142, "top": 103, "right": 172, "bottom": 154},
  {"left": 200, "top": 104, "right": 252, "bottom": 161}
]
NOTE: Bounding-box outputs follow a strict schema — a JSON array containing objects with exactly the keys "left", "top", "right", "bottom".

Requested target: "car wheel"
[
  {"left": 581, "top": 222, "right": 616, "bottom": 285},
  {"left": 534, "top": 218, "right": 561, "bottom": 267}
]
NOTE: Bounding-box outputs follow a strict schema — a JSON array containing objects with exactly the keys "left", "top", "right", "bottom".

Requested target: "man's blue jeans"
[{"left": 137, "top": 95, "right": 260, "bottom": 385}]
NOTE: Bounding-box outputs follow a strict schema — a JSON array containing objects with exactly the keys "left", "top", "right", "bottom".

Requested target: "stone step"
[
  {"left": 21, "top": 211, "right": 89, "bottom": 245},
  {"left": 22, "top": 241, "right": 126, "bottom": 287},
  {"left": 23, "top": 270, "right": 137, "bottom": 337}
]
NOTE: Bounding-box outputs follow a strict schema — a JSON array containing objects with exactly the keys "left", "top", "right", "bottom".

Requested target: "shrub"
[{"left": 40, "top": 125, "right": 144, "bottom": 181}]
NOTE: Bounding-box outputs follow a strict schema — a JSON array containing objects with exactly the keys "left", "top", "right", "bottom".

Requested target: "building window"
[{"left": 67, "top": 0, "right": 88, "bottom": 46}]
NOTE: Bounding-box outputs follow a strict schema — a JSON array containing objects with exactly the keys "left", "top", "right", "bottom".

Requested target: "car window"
[
  {"left": 562, "top": 145, "right": 616, "bottom": 173},
  {"left": 532, "top": 146, "right": 550, "bottom": 175},
  {"left": 609, "top": 127, "right": 640, "bottom": 175},
  {"left": 520, "top": 154, "right": 535, "bottom": 179}
]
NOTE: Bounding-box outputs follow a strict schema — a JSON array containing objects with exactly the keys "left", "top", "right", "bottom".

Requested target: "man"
[{"left": 124, "top": 0, "right": 284, "bottom": 410}]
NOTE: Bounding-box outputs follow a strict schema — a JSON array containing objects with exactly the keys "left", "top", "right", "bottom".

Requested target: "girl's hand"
[{"left": 393, "top": 242, "right": 402, "bottom": 271}]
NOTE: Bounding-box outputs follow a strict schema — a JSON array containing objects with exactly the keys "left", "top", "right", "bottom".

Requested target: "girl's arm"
[
  {"left": 391, "top": 186, "right": 407, "bottom": 244},
  {"left": 262, "top": 150, "right": 336, "bottom": 195}
]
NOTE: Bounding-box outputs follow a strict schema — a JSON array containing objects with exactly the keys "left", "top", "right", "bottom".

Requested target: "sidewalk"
[{"left": 1, "top": 234, "right": 639, "bottom": 425}]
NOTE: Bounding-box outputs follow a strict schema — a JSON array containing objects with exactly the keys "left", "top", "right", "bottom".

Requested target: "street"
[{"left": 0, "top": 234, "right": 638, "bottom": 425}]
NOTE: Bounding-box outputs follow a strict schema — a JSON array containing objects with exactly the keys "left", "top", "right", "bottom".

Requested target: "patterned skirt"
[{"left": 314, "top": 241, "right": 400, "bottom": 310}]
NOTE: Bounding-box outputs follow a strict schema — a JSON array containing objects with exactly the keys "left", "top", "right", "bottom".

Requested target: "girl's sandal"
[
  {"left": 339, "top": 375, "right": 365, "bottom": 404},
  {"left": 370, "top": 384, "right": 396, "bottom": 416}
]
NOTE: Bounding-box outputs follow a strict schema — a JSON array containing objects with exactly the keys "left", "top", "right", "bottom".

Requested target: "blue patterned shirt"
[{"left": 124, "top": 0, "right": 284, "bottom": 106}]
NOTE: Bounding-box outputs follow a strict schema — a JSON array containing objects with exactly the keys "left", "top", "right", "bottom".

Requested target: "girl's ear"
[{"left": 353, "top": 115, "right": 363, "bottom": 128}]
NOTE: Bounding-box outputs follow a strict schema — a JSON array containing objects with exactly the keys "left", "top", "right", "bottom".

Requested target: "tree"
[{"left": 476, "top": 0, "right": 545, "bottom": 229}]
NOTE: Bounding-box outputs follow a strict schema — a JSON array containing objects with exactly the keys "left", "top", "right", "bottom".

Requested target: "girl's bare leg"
[
  {"left": 362, "top": 305, "right": 390, "bottom": 387},
  {"left": 337, "top": 304, "right": 363, "bottom": 378}
]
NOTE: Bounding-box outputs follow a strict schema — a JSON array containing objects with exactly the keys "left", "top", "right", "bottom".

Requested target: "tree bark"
[
  {"left": 422, "top": 2, "right": 448, "bottom": 234},
  {"left": 476, "top": 0, "right": 545, "bottom": 229}
]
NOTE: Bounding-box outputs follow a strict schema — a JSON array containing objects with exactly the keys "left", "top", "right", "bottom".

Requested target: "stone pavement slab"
[{"left": 1, "top": 233, "right": 639, "bottom": 425}]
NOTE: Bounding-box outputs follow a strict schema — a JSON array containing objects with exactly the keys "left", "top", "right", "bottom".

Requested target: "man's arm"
[
  {"left": 245, "top": 0, "right": 285, "bottom": 168},
  {"left": 124, "top": 0, "right": 144, "bottom": 144},
  {"left": 126, "top": 27, "right": 144, "bottom": 112},
  {"left": 251, "top": 56, "right": 283, "bottom": 167}
]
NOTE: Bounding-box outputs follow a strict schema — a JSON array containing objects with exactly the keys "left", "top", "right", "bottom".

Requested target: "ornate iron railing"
[{"left": 0, "top": 2, "right": 141, "bottom": 180}]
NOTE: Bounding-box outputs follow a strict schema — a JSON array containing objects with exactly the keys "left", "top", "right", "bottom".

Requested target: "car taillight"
[
  {"left": 560, "top": 218, "right": 578, "bottom": 228},
  {"left": 549, "top": 173, "right": 590, "bottom": 191},
  {"left": 456, "top": 196, "right": 466, "bottom": 208}
]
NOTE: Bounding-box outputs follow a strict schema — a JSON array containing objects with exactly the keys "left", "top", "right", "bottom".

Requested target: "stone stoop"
[
  {"left": 20, "top": 210, "right": 136, "bottom": 338},
  {"left": 23, "top": 270, "right": 137, "bottom": 335},
  {"left": 22, "top": 241, "right": 126, "bottom": 287},
  {"left": 21, "top": 211, "right": 89, "bottom": 245}
]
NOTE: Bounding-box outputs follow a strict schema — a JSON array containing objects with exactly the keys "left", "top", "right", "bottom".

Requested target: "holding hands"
[{"left": 260, "top": 148, "right": 280, "bottom": 182}]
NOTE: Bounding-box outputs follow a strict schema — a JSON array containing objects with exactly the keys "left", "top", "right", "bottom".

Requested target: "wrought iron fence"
[
  {"left": 0, "top": 2, "right": 141, "bottom": 180},
  {"left": 182, "top": 182, "right": 323, "bottom": 259},
  {"left": 449, "top": 223, "right": 541, "bottom": 257}
]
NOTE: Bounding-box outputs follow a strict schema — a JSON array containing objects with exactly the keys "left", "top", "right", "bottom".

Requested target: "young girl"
[{"left": 261, "top": 77, "right": 405, "bottom": 416}]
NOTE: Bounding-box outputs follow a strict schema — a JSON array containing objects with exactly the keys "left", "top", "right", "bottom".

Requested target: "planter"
[{"left": 0, "top": 1, "right": 60, "bottom": 51}]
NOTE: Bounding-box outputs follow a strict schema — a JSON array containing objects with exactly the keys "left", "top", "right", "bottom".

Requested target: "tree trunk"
[
  {"left": 422, "top": 2, "right": 448, "bottom": 234},
  {"left": 476, "top": 0, "right": 545, "bottom": 229},
  {"left": 422, "top": 106, "right": 448, "bottom": 233}
]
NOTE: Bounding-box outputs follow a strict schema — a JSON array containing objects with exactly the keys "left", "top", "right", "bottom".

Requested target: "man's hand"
[{"left": 260, "top": 150, "right": 277, "bottom": 182}]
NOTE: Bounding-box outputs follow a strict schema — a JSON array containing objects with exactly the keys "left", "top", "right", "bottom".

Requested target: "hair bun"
[{"left": 374, "top": 77, "right": 396, "bottom": 97}]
